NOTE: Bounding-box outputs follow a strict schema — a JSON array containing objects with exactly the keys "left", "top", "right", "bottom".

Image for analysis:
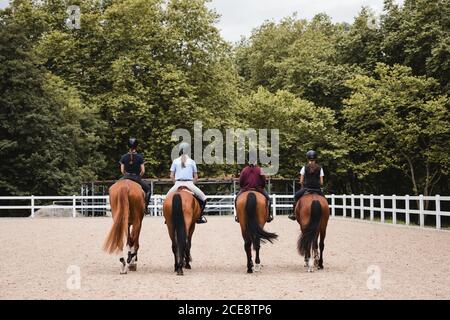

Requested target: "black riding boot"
[
  {"left": 267, "top": 199, "right": 273, "bottom": 223},
  {"left": 288, "top": 201, "right": 297, "bottom": 220},
  {"left": 196, "top": 199, "right": 208, "bottom": 224},
  {"left": 144, "top": 192, "right": 151, "bottom": 215}
]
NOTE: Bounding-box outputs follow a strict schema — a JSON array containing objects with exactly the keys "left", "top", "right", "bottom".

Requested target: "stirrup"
[
  {"left": 234, "top": 216, "right": 239, "bottom": 223},
  {"left": 267, "top": 214, "right": 273, "bottom": 223},
  {"left": 288, "top": 214, "right": 296, "bottom": 221},
  {"left": 196, "top": 216, "right": 207, "bottom": 224}
]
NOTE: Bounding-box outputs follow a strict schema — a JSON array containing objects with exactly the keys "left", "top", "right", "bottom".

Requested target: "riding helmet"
[
  {"left": 178, "top": 142, "right": 190, "bottom": 155},
  {"left": 128, "top": 138, "right": 138, "bottom": 149},
  {"left": 306, "top": 150, "right": 317, "bottom": 160}
]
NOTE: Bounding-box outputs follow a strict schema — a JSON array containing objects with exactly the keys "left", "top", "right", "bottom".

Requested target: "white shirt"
[
  {"left": 300, "top": 166, "right": 324, "bottom": 177},
  {"left": 170, "top": 156, "right": 198, "bottom": 180}
]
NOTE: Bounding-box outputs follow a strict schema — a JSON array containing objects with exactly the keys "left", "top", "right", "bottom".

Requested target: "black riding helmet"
[
  {"left": 128, "top": 138, "right": 138, "bottom": 149},
  {"left": 306, "top": 150, "right": 317, "bottom": 160}
]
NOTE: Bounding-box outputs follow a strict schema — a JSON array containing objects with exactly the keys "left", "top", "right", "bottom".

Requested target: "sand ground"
[{"left": 0, "top": 216, "right": 449, "bottom": 299}]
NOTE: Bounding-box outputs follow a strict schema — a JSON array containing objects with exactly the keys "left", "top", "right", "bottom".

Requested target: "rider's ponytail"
[
  {"left": 307, "top": 161, "right": 319, "bottom": 174},
  {"left": 181, "top": 154, "right": 187, "bottom": 168}
]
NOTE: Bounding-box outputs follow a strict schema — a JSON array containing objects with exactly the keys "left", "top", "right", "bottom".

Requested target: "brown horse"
[
  {"left": 236, "top": 191, "right": 278, "bottom": 273},
  {"left": 103, "top": 179, "right": 145, "bottom": 274},
  {"left": 163, "top": 187, "right": 201, "bottom": 276},
  {"left": 295, "top": 193, "right": 329, "bottom": 272}
]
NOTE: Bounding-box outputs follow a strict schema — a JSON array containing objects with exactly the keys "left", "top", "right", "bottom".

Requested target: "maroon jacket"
[{"left": 239, "top": 165, "right": 266, "bottom": 192}]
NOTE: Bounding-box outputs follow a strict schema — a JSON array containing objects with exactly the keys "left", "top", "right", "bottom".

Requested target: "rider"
[
  {"left": 288, "top": 150, "right": 324, "bottom": 221},
  {"left": 235, "top": 158, "right": 273, "bottom": 223},
  {"left": 119, "top": 138, "right": 151, "bottom": 214},
  {"left": 167, "top": 142, "right": 208, "bottom": 224}
]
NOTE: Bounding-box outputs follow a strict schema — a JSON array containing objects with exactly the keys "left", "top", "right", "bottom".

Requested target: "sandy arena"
[{"left": 0, "top": 216, "right": 449, "bottom": 299}]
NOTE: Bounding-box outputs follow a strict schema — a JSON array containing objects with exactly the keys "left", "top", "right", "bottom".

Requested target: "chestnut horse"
[
  {"left": 236, "top": 191, "right": 278, "bottom": 273},
  {"left": 163, "top": 187, "right": 201, "bottom": 276},
  {"left": 103, "top": 179, "right": 145, "bottom": 274},
  {"left": 294, "top": 193, "right": 329, "bottom": 272}
]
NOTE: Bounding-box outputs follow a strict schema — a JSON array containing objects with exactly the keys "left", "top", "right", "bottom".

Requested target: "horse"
[
  {"left": 235, "top": 191, "right": 278, "bottom": 273},
  {"left": 163, "top": 187, "right": 201, "bottom": 276},
  {"left": 103, "top": 179, "right": 145, "bottom": 274},
  {"left": 294, "top": 192, "right": 329, "bottom": 272}
]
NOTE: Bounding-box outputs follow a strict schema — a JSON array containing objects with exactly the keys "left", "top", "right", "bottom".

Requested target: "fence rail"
[{"left": 1, "top": 194, "right": 449, "bottom": 230}]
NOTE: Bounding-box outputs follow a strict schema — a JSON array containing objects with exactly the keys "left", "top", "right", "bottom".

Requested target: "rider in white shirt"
[{"left": 167, "top": 142, "right": 208, "bottom": 224}]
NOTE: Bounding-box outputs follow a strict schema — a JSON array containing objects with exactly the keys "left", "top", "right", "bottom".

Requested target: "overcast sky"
[{"left": 0, "top": 0, "right": 404, "bottom": 42}]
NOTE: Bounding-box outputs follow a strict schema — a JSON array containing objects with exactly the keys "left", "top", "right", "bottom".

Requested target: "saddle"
[
  {"left": 176, "top": 186, "right": 202, "bottom": 206},
  {"left": 304, "top": 188, "right": 324, "bottom": 196}
]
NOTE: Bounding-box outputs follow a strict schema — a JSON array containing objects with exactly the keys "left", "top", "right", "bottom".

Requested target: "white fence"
[{"left": 1, "top": 194, "right": 449, "bottom": 230}]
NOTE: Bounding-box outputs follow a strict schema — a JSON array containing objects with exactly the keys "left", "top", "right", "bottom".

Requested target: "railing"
[{"left": 0, "top": 194, "right": 449, "bottom": 230}]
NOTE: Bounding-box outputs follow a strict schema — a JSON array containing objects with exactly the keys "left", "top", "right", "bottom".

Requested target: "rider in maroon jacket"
[{"left": 235, "top": 161, "right": 273, "bottom": 223}]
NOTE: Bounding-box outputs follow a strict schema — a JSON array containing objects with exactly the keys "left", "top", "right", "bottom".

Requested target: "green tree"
[
  {"left": 0, "top": 0, "right": 105, "bottom": 196},
  {"left": 342, "top": 63, "right": 450, "bottom": 197}
]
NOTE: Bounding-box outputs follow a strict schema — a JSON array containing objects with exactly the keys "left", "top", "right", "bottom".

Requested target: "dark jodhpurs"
[
  {"left": 294, "top": 188, "right": 324, "bottom": 203},
  {"left": 236, "top": 189, "right": 271, "bottom": 209}
]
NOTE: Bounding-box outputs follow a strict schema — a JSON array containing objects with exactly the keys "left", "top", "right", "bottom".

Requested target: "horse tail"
[
  {"left": 298, "top": 200, "right": 322, "bottom": 256},
  {"left": 245, "top": 192, "right": 278, "bottom": 246},
  {"left": 172, "top": 193, "right": 186, "bottom": 261},
  {"left": 103, "top": 184, "right": 129, "bottom": 254}
]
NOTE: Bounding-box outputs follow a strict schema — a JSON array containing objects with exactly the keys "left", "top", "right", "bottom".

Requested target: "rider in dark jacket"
[
  {"left": 289, "top": 150, "right": 324, "bottom": 221},
  {"left": 119, "top": 138, "right": 151, "bottom": 214}
]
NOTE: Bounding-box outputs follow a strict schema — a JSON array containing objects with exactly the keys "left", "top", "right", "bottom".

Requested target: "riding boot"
[
  {"left": 144, "top": 192, "right": 151, "bottom": 215},
  {"left": 196, "top": 199, "right": 208, "bottom": 224},
  {"left": 288, "top": 201, "right": 297, "bottom": 221},
  {"left": 267, "top": 199, "right": 273, "bottom": 223}
]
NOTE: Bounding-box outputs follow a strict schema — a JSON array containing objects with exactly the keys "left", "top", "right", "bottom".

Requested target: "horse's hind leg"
[
  {"left": 244, "top": 238, "right": 253, "bottom": 273},
  {"left": 185, "top": 232, "right": 193, "bottom": 269},
  {"left": 318, "top": 230, "right": 326, "bottom": 270},
  {"left": 313, "top": 237, "right": 319, "bottom": 269},
  {"left": 128, "top": 221, "right": 141, "bottom": 271},
  {"left": 172, "top": 242, "right": 177, "bottom": 272},
  {"left": 254, "top": 238, "right": 261, "bottom": 272}
]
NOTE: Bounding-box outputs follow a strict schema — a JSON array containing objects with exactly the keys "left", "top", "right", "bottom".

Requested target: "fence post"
[
  {"left": 435, "top": 195, "right": 441, "bottom": 229},
  {"left": 351, "top": 194, "right": 355, "bottom": 219},
  {"left": 369, "top": 194, "right": 374, "bottom": 221},
  {"left": 342, "top": 195, "right": 347, "bottom": 218},
  {"left": 419, "top": 194, "right": 424, "bottom": 227},
  {"left": 360, "top": 194, "right": 364, "bottom": 220},
  {"left": 380, "top": 194, "right": 385, "bottom": 223},
  {"left": 152, "top": 196, "right": 157, "bottom": 217},
  {"left": 331, "top": 194, "right": 335, "bottom": 217},
  {"left": 392, "top": 195, "right": 397, "bottom": 225},
  {"left": 31, "top": 195, "right": 35, "bottom": 218},
  {"left": 272, "top": 194, "right": 277, "bottom": 217},
  {"left": 72, "top": 195, "right": 76, "bottom": 218},
  {"left": 405, "top": 195, "right": 410, "bottom": 225}
]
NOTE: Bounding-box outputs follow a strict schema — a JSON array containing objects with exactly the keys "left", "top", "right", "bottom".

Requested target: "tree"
[
  {"left": 0, "top": 0, "right": 105, "bottom": 195},
  {"left": 236, "top": 87, "right": 348, "bottom": 189},
  {"left": 342, "top": 63, "right": 450, "bottom": 197}
]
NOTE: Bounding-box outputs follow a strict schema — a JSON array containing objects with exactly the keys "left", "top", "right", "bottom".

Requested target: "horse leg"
[
  {"left": 318, "top": 229, "right": 326, "bottom": 270},
  {"left": 172, "top": 242, "right": 177, "bottom": 272},
  {"left": 185, "top": 231, "right": 193, "bottom": 269},
  {"left": 128, "top": 222, "right": 141, "bottom": 272},
  {"left": 254, "top": 237, "right": 262, "bottom": 272},
  {"left": 119, "top": 224, "right": 132, "bottom": 274},
  {"left": 313, "top": 237, "right": 319, "bottom": 269},
  {"left": 244, "top": 238, "right": 253, "bottom": 273}
]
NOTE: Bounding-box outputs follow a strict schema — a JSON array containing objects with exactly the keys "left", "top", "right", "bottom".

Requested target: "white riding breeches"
[{"left": 167, "top": 181, "right": 207, "bottom": 201}]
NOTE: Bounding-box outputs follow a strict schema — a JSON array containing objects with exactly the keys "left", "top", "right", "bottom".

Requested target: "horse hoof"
[
  {"left": 254, "top": 264, "right": 261, "bottom": 272},
  {"left": 177, "top": 270, "right": 184, "bottom": 276},
  {"left": 185, "top": 264, "right": 191, "bottom": 269},
  {"left": 247, "top": 269, "right": 253, "bottom": 274}
]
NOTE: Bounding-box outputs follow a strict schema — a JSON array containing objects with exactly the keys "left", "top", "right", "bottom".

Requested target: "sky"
[{"left": 0, "top": 0, "right": 404, "bottom": 43}]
